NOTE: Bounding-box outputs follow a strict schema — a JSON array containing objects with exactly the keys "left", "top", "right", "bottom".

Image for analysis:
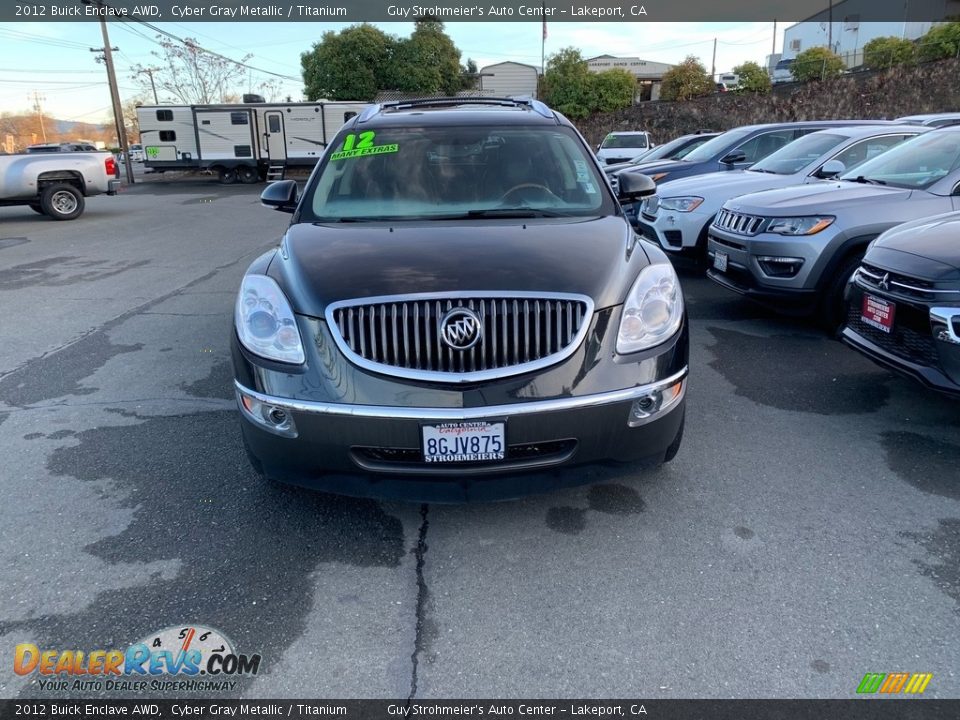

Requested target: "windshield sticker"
[
  {"left": 330, "top": 131, "right": 399, "bottom": 161},
  {"left": 574, "top": 159, "right": 591, "bottom": 182},
  {"left": 583, "top": 181, "right": 598, "bottom": 194}
]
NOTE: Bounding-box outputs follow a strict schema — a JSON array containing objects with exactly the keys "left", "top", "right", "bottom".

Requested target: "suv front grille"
[
  {"left": 327, "top": 292, "right": 593, "bottom": 382},
  {"left": 846, "top": 300, "right": 939, "bottom": 367},
  {"left": 856, "top": 262, "right": 939, "bottom": 300},
  {"left": 714, "top": 209, "right": 765, "bottom": 236}
]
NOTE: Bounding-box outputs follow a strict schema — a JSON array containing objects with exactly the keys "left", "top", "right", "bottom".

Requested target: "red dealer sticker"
[{"left": 861, "top": 293, "right": 896, "bottom": 333}]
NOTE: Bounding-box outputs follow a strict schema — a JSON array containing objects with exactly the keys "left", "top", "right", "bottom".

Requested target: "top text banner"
[{"left": 6, "top": 0, "right": 960, "bottom": 23}]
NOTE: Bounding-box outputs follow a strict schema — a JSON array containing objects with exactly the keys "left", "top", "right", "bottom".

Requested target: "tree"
[
  {"left": 791, "top": 46, "right": 845, "bottom": 82},
  {"left": 301, "top": 24, "right": 395, "bottom": 101},
  {"left": 592, "top": 68, "right": 636, "bottom": 112},
  {"left": 863, "top": 36, "right": 917, "bottom": 69},
  {"left": 732, "top": 61, "right": 771, "bottom": 93},
  {"left": 460, "top": 58, "right": 479, "bottom": 90},
  {"left": 541, "top": 48, "right": 597, "bottom": 119},
  {"left": 659, "top": 55, "right": 714, "bottom": 101},
  {"left": 917, "top": 21, "right": 960, "bottom": 62},
  {"left": 132, "top": 37, "right": 250, "bottom": 104},
  {"left": 121, "top": 96, "right": 148, "bottom": 142},
  {"left": 390, "top": 19, "right": 463, "bottom": 95}
]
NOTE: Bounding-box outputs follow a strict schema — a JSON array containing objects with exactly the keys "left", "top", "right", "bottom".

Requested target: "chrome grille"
[
  {"left": 855, "top": 262, "right": 956, "bottom": 300},
  {"left": 327, "top": 292, "right": 594, "bottom": 383},
  {"left": 714, "top": 209, "right": 765, "bottom": 236}
]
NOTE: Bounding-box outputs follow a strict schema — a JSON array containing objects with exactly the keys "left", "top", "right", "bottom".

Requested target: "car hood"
[
  {"left": 270, "top": 217, "right": 649, "bottom": 317},
  {"left": 868, "top": 212, "right": 960, "bottom": 277},
  {"left": 623, "top": 159, "right": 692, "bottom": 176},
  {"left": 655, "top": 169, "right": 801, "bottom": 198},
  {"left": 723, "top": 181, "right": 914, "bottom": 215}
]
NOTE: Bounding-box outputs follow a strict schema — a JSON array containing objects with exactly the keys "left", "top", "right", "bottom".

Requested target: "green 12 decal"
[{"left": 330, "top": 131, "right": 399, "bottom": 161}]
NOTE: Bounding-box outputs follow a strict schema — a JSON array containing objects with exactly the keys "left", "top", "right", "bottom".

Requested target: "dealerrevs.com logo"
[{"left": 14, "top": 625, "right": 261, "bottom": 693}]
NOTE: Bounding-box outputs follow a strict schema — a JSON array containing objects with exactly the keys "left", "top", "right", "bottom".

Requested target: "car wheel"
[
  {"left": 219, "top": 168, "right": 238, "bottom": 185},
  {"left": 237, "top": 166, "right": 259, "bottom": 184},
  {"left": 28, "top": 203, "right": 45, "bottom": 215},
  {"left": 39, "top": 183, "right": 84, "bottom": 221},
  {"left": 663, "top": 410, "right": 685, "bottom": 463},
  {"left": 817, "top": 254, "right": 862, "bottom": 333}
]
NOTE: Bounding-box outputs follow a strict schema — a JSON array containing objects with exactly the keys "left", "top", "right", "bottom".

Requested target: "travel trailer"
[{"left": 136, "top": 99, "right": 367, "bottom": 183}]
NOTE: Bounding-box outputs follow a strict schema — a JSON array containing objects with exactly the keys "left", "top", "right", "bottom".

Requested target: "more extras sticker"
[{"left": 330, "top": 131, "right": 398, "bottom": 161}]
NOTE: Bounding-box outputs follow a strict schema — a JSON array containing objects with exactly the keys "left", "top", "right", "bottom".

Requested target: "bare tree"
[{"left": 132, "top": 36, "right": 251, "bottom": 105}]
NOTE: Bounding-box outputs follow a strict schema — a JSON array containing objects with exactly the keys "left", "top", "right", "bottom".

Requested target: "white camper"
[{"left": 136, "top": 100, "right": 367, "bottom": 183}]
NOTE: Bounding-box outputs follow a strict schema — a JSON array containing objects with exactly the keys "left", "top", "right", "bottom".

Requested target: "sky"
[{"left": 0, "top": 20, "right": 788, "bottom": 124}]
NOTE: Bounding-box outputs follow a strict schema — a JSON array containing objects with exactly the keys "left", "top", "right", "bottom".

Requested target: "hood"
[
  {"left": 867, "top": 211, "right": 960, "bottom": 277},
  {"left": 270, "top": 217, "right": 650, "bottom": 317},
  {"left": 655, "top": 169, "right": 799, "bottom": 199},
  {"left": 723, "top": 181, "right": 914, "bottom": 215},
  {"left": 623, "top": 159, "right": 690, "bottom": 176}
]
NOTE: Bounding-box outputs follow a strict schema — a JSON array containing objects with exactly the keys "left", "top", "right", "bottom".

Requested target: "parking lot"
[{"left": 1, "top": 179, "right": 958, "bottom": 699}]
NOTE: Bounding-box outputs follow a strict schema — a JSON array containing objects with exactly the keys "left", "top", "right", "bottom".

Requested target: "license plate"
[
  {"left": 861, "top": 293, "right": 896, "bottom": 333},
  {"left": 422, "top": 421, "right": 505, "bottom": 463},
  {"left": 713, "top": 250, "right": 728, "bottom": 272}
]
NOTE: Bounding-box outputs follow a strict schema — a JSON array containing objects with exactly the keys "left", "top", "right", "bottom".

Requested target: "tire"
[
  {"left": 28, "top": 203, "right": 45, "bottom": 215},
  {"left": 663, "top": 410, "right": 685, "bottom": 463},
  {"left": 39, "top": 183, "right": 84, "bottom": 221},
  {"left": 218, "top": 168, "right": 238, "bottom": 185},
  {"left": 817, "top": 254, "right": 862, "bottom": 333},
  {"left": 237, "top": 166, "right": 259, "bottom": 184}
]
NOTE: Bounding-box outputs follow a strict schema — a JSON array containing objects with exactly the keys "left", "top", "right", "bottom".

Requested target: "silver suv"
[{"left": 706, "top": 127, "right": 960, "bottom": 327}]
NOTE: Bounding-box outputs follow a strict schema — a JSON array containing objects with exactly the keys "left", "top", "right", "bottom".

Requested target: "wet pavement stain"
[
  {"left": 0, "top": 257, "right": 151, "bottom": 291},
  {"left": 0, "top": 237, "right": 29, "bottom": 250},
  {"left": 881, "top": 431, "right": 960, "bottom": 501},
  {"left": 3, "top": 410, "right": 405, "bottom": 698},
  {"left": 733, "top": 526, "right": 755, "bottom": 540},
  {"left": 901, "top": 519, "right": 960, "bottom": 614},
  {"left": 0, "top": 334, "right": 142, "bottom": 407},
  {"left": 811, "top": 659, "right": 831, "bottom": 674},
  {"left": 179, "top": 359, "right": 234, "bottom": 400},
  {"left": 707, "top": 326, "right": 891, "bottom": 414},
  {"left": 546, "top": 507, "right": 587, "bottom": 535},
  {"left": 587, "top": 484, "right": 646, "bottom": 515}
]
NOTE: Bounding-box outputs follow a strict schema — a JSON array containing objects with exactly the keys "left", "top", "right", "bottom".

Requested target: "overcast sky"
[{"left": 0, "top": 21, "right": 787, "bottom": 122}]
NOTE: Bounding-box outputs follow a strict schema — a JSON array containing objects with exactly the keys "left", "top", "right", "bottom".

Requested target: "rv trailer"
[{"left": 136, "top": 99, "right": 367, "bottom": 183}]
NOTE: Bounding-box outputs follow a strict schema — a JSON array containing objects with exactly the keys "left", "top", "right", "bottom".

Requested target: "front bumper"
[
  {"left": 232, "top": 308, "right": 688, "bottom": 501},
  {"left": 637, "top": 207, "right": 714, "bottom": 257}
]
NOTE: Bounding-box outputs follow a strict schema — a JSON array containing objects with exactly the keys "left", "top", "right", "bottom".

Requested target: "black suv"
[
  {"left": 231, "top": 97, "right": 689, "bottom": 501},
  {"left": 842, "top": 211, "right": 960, "bottom": 397}
]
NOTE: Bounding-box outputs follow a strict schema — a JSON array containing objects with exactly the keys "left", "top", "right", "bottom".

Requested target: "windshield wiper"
[
  {"left": 312, "top": 216, "right": 407, "bottom": 223},
  {"left": 428, "top": 208, "right": 571, "bottom": 220},
  {"left": 848, "top": 176, "right": 887, "bottom": 185},
  {"left": 748, "top": 168, "right": 778, "bottom": 174}
]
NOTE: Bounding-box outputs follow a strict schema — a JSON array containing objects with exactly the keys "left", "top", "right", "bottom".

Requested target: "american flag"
[{"left": 542, "top": 3, "right": 548, "bottom": 40}]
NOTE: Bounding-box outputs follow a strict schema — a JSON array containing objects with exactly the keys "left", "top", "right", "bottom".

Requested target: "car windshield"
[
  {"left": 304, "top": 125, "right": 615, "bottom": 222},
  {"left": 630, "top": 135, "right": 707, "bottom": 164},
  {"left": 839, "top": 131, "right": 960, "bottom": 189},
  {"left": 601, "top": 134, "right": 648, "bottom": 149},
  {"left": 750, "top": 133, "right": 845, "bottom": 174},
  {"left": 680, "top": 128, "right": 754, "bottom": 163}
]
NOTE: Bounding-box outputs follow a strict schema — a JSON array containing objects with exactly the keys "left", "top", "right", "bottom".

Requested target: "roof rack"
[{"left": 357, "top": 96, "right": 554, "bottom": 122}]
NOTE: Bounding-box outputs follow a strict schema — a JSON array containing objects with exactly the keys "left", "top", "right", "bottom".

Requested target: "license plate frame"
[
  {"left": 421, "top": 421, "right": 506, "bottom": 464},
  {"left": 861, "top": 293, "right": 896, "bottom": 334},
  {"left": 713, "top": 250, "right": 729, "bottom": 272}
]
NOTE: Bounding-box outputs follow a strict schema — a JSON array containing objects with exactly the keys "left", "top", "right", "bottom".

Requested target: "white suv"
[{"left": 596, "top": 131, "right": 653, "bottom": 165}]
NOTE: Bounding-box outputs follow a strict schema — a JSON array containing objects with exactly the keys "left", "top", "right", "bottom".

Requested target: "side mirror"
[
  {"left": 816, "top": 159, "right": 846, "bottom": 179},
  {"left": 260, "top": 179, "right": 298, "bottom": 213},
  {"left": 616, "top": 171, "right": 657, "bottom": 202},
  {"left": 720, "top": 150, "right": 746, "bottom": 165}
]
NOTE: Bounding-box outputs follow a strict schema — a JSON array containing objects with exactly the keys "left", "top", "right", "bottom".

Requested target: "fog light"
[
  {"left": 236, "top": 390, "right": 298, "bottom": 438},
  {"left": 628, "top": 378, "right": 685, "bottom": 427},
  {"left": 757, "top": 255, "right": 804, "bottom": 278}
]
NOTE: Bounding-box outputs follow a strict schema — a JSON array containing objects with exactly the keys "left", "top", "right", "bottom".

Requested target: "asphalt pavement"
[{"left": 0, "top": 178, "right": 957, "bottom": 699}]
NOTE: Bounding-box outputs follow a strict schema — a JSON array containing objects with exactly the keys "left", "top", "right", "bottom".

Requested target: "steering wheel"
[{"left": 500, "top": 183, "right": 562, "bottom": 204}]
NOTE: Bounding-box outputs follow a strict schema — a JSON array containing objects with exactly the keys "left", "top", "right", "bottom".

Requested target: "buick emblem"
[
  {"left": 879, "top": 273, "right": 891, "bottom": 291},
  {"left": 439, "top": 308, "right": 482, "bottom": 350}
]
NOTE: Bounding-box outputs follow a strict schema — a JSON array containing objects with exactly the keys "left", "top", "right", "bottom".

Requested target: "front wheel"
[
  {"left": 40, "top": 184, "right": 84, "bottom": 221},
  {"left": 817, "top": 254, "right": 862, "bottom": 332}
]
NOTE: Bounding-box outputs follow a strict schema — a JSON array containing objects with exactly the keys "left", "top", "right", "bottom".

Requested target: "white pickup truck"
[{"left": 0, "top": 151, "right": 120, "bottom": 220}]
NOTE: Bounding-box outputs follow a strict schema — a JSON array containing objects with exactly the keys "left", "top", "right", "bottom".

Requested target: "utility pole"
[
  {"left": 87, "top": 0, "right": 134, "bottom": 184},
  {"left": 137, "top": 67, "right": 160, "bottom": 104},
  {"left": 828, "top": 0, "right": 834, "bottom": 51},
  {"left": 711, "top": 37, "right": 717, "bottom": 80},
  {"left": 771, "top": 20, "right": 777, "bottom": 77},
  {"left": 30, "top": 91, "right": 47, "bottom": 142}
]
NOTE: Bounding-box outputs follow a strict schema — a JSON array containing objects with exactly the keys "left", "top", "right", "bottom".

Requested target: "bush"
[
  {"left": 732, "top": 61, "right": 771, "bottom": 93},
  {"left": 917, "top": 21, "right": 960, "bottom": 62},
  {"left": 592, "top": 68, "right": 636, "bottom": 112},
  {"left": 659, "top": 56, "right": 714, "bottom": 101},
  {"left": 863, "top": 36, "right": 917, "bottom": 69},
  {"left": 791, "top": 46, "right": 846, "bottom": 82}
]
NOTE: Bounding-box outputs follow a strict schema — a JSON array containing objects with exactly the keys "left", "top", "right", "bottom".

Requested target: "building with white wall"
[
  {"left": 585, "top": 55, "right": 674, "bottom": 102},
  {"left": 478, "top": 62, "right": 540, "bottom": 98}
]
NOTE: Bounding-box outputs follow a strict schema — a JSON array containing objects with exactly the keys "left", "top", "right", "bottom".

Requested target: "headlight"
[
  {"left": 235, "top": 274, "right": 305, "bottom": 364},
  {"left": 659, "top": 196, "right": 704, "bottom": 213},
  {"left": 617, "top": 263, "right": 684, "bottom": 354},
  {"left": 767, "top": 216, "right": 835, "bottom": 235}
]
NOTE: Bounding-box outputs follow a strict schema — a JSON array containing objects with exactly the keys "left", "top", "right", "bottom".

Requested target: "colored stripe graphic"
[
  {"left": 857, "top": 673, "right": 886, "bottom": 694},
  {"left": 857, "top": 672, "right": 932, "bottom": 694},
  {"left": 880, "top": 672, "right": 909, "bottom": 693},
  {"left": 904, "top": 673, "right": 933, "bottom": 694}
]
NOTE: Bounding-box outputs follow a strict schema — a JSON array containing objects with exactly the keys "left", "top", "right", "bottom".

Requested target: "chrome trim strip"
[
  {"left": 234, "top": 368, "right": 688, "bottom": 421},
  {"left": 931, "top": 307, "right": 960, "bottom": 345},
  {"left": 325, "top": 291, "right": 596, "bottom": 384},
  {"left": 854, "top": 269, "right": 960, "bottom": 295}
]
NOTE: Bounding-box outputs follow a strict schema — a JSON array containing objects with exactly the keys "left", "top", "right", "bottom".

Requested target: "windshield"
[
  {"left": 839, "top": 131, "right": 960, "bottom": 189},
  {"left": 631, "top": 135, "right": 709, "bottom": 164},
  {"left": 601, "top": 133, "right": 648, "bottom": 149},
  {"left": 303, "top": 125, "right": 615, "bottom": 222},
  {"left": 681, "top": 128, "right": 753, "bottom": 163},
  {"left": 751, "top": 133, "right": 845, "bottom": 175}
]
